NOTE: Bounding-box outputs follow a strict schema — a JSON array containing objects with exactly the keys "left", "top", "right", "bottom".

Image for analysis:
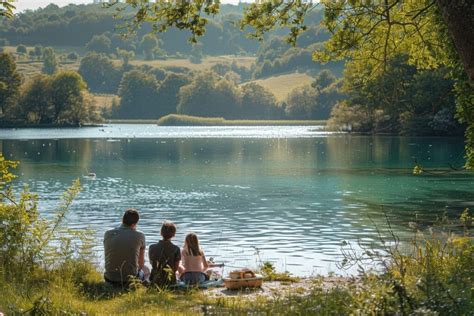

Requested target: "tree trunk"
[{"left": 436, "top": 0, "right": 474, "bottom": 81}]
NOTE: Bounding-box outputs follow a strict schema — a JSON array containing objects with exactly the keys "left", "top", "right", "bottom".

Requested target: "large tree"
[
  {"left": 42, "top": 47, "right": 58, "bottom": 75},
  {"left": 50, "top": 71, "right": 87, "bottom": 124},
  {"left": 0, "top": 53, "right": 21, "bottom": 119}
]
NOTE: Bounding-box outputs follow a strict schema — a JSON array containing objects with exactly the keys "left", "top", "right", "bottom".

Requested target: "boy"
[{"left": 149, "top": 221, "right": 181, "bottom": 287}]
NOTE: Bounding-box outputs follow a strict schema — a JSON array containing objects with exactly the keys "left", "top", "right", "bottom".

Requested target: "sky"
[{"left": 15, "top": 1, "right": 242, "bottom": 12}]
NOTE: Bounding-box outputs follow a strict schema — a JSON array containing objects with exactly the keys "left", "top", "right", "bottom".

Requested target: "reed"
[{"left": 156, "top": 114, "right": 326, "bottom": 126}]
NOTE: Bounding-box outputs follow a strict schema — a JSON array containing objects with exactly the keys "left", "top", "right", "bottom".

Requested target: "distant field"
[
  {"left": 128, "top": 55, "right": 255, "bottom": 71},
  {"left": 5, "top": 48, "right": 256, "bottom": 77},
  {"left": 91, "top": 94, "right": 117, "bottom": 109},
  {"left": 156, "top": 114, "right": 326, "bottom": 126},
  {"left": 243, "top": 73, "right": 314, "bottom": 102}
]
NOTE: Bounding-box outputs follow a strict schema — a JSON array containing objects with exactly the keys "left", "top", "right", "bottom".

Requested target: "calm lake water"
[{"left": 0, "top": 124, "right": 472, "bottom": 276}]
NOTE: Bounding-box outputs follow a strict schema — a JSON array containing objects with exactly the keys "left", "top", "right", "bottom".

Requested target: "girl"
[{"left": 180, "top": 233, "right": 209, "bottom": 285}]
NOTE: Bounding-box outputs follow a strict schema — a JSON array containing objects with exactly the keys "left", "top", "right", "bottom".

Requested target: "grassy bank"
[{"left": 156, "top": 114, "right": 326, "bottom": 126}]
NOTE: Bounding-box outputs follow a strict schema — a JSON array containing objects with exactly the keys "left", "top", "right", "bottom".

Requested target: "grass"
[
  {"left": 129, "top": 55, "right": 256, "bottom": 72},
  {"left": 156, "top": 114, "right": 327, "bottom": 126},
  {"left": 243, "top": 72, "right": 314, "bottom": 102},
  {"left": 107, "top": 119, "right": 159, "bottom": 124},
  {"left": 91, "top": 93, "right": 118, "bottom": 110}
]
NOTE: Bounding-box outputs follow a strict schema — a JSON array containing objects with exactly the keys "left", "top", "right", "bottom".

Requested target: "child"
[
  {"left": 148, "top": 221, "right": 181, "bottom": 287},
  {"left": 180, "top": 233, "right": 209, "bottom": 285}
]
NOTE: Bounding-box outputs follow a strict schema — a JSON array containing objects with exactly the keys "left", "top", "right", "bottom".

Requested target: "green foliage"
[
  {"left": 333, "top": 55, "right": 462, "bottom": 135},
  {"left": 18, "top": 74, "right": 53, "bottom": 124},
  {"left": 0, "top": 52, "right": 21, "bottom": 119},
  {"left": 286, "top": 71, "right": 344, "bottom": 120},
  {"left": 117, "top": 70, "right": 159, "bottom": 118},
  {"left": 241, "top": 1, "right": 312, "bottom": 46},
  {"left": 0, "top": 154, "right": 82, "bottom": 280},
  {"left": 86, "top": 33, "right": 112, "bottom": 54},
  {"left": 259, "top": 261, "right": 299, "bottom": 283},
  {"left": 16, "top": 44, "right": 27, "bottom": 55},
  {"left": 314, "top": 0, "right": 448, "bottom": 73},
  {"left": 155, "top": 73, "right": 190, "bottom": 119},
  {"left": 66, "top": 52, "right": 78, "bottom": 61},
  {"left": 33, "top": 45, "right": 43, "bottom": 58},
  {"left": 177, "top": 72, "right": 240, "bottom": 119},
  {"left": 111, "top": 0, "right": 220, "bottom": 44},
  {"left": 16, "top": 71, "right": 100, "bottom": 125},
  {"left": 240, "top": 82, "right": 281, "bottom": 119},
  {"left": 42, "top": 47, "right": 58, "bottom": 75},
  {"left": 116, "top": 48, "right": 134, "bottom": 67},
  {"left": 140, "top": 34, "right": 160, "bottom": 60},
  {"left": 189, "top": 43, "right": 203, "bottom": 64},
  {"left": 78, "top": 52, "right": 122, "bottom": 93},
  {"left": 0, "top": 0, "right": 15, "bottom": 19},
  {"left": 454, "top": 77, "right": 474, "bottom": 168}
]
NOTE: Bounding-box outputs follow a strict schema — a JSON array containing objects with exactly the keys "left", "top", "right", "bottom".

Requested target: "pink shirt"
[{"left": 181, "top": 248, "right": 206, "bottom": 272}]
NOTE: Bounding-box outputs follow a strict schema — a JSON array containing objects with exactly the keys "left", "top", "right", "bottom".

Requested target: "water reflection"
[{"left": 0, "top": 134, "right": 471, "bottom": 275}]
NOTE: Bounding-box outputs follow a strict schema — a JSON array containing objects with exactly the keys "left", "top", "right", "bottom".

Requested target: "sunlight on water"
[
  {"left": 0, "top": 126, "right": 472, "bottom": 276},
  {"left": 0, "top": 124, "right": 331, "bottom": 139}
]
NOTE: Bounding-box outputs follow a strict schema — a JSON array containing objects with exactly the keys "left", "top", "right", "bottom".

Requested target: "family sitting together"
[{"left": 103, "top": 208, "right": 215, "bottom": 287}]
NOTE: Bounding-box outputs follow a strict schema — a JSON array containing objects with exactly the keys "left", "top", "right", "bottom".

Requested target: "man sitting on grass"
[{"left": 104, "top": 208, "right": 149, "bottom": 286}]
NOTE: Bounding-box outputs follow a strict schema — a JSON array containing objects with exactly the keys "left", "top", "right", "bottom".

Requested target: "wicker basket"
[{"left": 224, "top": 269, "right": 263, "bottom": 290}]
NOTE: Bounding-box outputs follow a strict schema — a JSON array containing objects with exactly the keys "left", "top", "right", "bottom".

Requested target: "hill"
[{"left": 243, "top": 73, "right": 314, "bottom": 102}]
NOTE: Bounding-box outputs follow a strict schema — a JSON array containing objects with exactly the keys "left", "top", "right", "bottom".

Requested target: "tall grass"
[{"left": 156, "top": 114, "right": 327, "bottom": 126}]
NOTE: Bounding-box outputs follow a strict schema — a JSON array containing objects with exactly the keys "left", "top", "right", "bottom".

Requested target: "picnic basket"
[{"left": 224, "top": 269, "right": 263, "bottom": 290}]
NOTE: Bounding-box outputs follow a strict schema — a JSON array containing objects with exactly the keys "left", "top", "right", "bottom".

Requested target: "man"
[{"left": 104, "top": 208, "right": 149, "bottom": 285}]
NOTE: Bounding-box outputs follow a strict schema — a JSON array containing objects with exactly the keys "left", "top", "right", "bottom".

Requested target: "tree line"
[
  {"left": 0, "top": 53, "right": 100, "bottom": 126},
  {"left": 113, "top": 67, "right": 342, "bottom": 121}
]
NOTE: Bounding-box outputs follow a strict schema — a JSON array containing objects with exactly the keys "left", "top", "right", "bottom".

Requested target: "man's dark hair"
[
  {"left": 161, "top": 221, "right": 176, "bottom": 239},
  {"left": 122, "top": 208, "right": 139, "bottom": 226}
]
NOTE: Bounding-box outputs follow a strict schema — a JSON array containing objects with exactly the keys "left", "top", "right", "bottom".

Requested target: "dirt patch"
[{"left": 205, "top": 276, "right": 356, "bottom": 299}]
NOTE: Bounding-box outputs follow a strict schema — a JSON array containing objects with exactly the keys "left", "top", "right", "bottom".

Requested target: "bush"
[
  {"left": 16, "top": 44, "right": 27, "bottom": 54},
  {"left": 327, "top": 101, "right": 372, "bottom": 132}
]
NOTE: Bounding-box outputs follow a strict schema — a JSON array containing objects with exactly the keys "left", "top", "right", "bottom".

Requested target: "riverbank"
[{"left": 156, "top": 114, "right": 327, "bottom": 126}]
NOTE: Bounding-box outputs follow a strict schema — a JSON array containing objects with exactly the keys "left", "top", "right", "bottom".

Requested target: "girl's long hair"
[{"left": 184, "top": 233, "right": 202, "bottom": 256}]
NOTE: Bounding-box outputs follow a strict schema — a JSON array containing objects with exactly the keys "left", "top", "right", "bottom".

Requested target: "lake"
[{"left": 0, "top": 124, "right": 472, "bottom": 276}]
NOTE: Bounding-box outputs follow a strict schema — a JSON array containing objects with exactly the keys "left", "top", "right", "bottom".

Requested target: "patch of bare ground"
[{"left": 206, "top": 276, "right": 358, "bottom": 299}]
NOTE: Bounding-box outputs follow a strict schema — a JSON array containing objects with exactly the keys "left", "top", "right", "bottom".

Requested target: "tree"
[
  {"left": 86, "top": 34, "right": 112, "bottom": 54},
  {"left": 177, "top": 72, "right": 239, "bottom": 118},
  {"left": 18, "top": 75, "right": 53, "bottom": 124},
  {"left": 0, "top": 53, "right": 21, "bottom": 119},
  {"left": 117, "top": 71, "right": 158, "bottom": 118},
  {"left": 16, "top": 45, "right": 27, "bottom": 55},
  {"left": 67, "top": 52, "right": 78, "bottom": 61},
  {"left": 189, "top": 43, "right": 203, "bottom": 64},
  {"left": 34, "top": 45, "right": 43, "bottom": 59},
  {"left": 140, "top": 34, "right": 159, "bottom": 60},
  {"left": 50, "top": 71, "right": 88, "bottom": 124},
  {"left": 285, "top": 85, "right": 314, "bottom": 120},
  {"left": 78, "top": 53, "right": 121, "bottom": 93},
  {"left": 42, "top": 47, "right": 58, "bottom": 75},
  {"left": 156, "top": 73, "right": 190, "bottom": 118},
  {"left": 312, "top": 70, "right": 335, "bottom": 92},
  {"left": 240, "top": 83, "right": 279, "bottom": 119},
  {"left": 117, "top": 48, "right": 135, "bottom": 68}
]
